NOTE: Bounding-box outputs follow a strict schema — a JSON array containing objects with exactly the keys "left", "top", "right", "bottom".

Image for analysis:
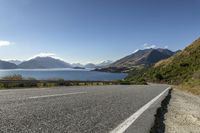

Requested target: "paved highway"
[{"left": 0, "top": 84, "right": 169, "bottom": 133}]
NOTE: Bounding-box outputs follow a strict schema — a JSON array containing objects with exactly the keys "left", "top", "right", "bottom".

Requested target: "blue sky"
[{"left": 0, "top": 0, "right": 200, "bottom": 64}]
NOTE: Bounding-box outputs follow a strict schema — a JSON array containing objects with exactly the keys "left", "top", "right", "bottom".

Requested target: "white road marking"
[
  {"left": 29, "top": 92, "right": 86, "bottom": 99},
  {"left": 110, "top": 86, "right": 171, "bottom": 133}
]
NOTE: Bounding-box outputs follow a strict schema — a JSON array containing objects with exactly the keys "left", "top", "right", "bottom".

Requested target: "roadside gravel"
[{"left": 164, "top": 89, "right": 200, "bottom": 133}]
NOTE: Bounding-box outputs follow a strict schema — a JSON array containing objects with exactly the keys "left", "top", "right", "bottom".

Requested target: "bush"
[
  {"left": 193, "top": 71, "right": 200, "bottom": 79},
  {"left": 97, "top": 82, "right": 104, "bottom": 85},
  {"left": 0, "top": 83, "right": 4, "bottom": 88},
  {"left": 154, "top": 73, "right": 164, "bottom": 81},
  {"left": 78, "top": 82, "right": 86, "bottom": 86},
  {"left": 46, "top": 83, "right": 56, "bottom": 87},
  {"left": 179, "top": 78, "right": 200, "bottom": 95},
  {"left": 2, "top": 74, "right": 23, "bottom": 80},
  {"left": 57, "top": 79, "right": 65, "bottom": 85},
  {"left": 37, "top": 83, "right": 45, "bottom": 88},
  {"left": 26, "top": 77, "right": 36, "bottom": 80},
  {"left": 120, "top": 80, "right": 132, "bottom": 85}
]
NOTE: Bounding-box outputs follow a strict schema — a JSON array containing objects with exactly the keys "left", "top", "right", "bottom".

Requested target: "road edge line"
[{"left": 110, "top": 86, "right": 171, "bottom": 133}]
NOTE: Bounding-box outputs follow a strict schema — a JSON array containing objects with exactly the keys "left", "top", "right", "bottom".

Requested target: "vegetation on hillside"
[
  {"left": 2, "top": 74, "right": 24, "bottom": 80},
  {"left": 127, "top": 37, "right": 200, "bottom": 94},
  {"left": 147, "top": 38, "right": 200, "bottom": 84}
]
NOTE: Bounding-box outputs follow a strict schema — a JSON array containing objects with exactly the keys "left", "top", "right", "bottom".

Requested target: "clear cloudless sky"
[{"left": 0, "top": 0, "right": 200, "bottom": 64}]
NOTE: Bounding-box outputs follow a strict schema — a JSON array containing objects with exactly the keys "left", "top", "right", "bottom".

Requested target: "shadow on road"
[{"left": 150, "top": 89, "right": 172, "bottom": 133}]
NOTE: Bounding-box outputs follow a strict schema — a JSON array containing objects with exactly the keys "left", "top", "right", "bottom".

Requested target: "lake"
[{"left": 0, "top": 68, "right": 127, "bottom": 81}]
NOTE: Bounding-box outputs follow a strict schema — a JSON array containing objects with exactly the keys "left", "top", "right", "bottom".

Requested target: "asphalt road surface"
[{"left": 0, "top": 84, "right": 169, "bottom": 133}]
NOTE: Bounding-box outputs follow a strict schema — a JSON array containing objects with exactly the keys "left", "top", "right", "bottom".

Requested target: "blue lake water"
[{"left": 0, "top": 68, "right": 127, "bottom": 81}]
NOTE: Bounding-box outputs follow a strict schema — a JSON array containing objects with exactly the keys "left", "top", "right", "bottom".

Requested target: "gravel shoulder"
[{"left": 164, "top": 89, "right": 200, "bottom": 133}]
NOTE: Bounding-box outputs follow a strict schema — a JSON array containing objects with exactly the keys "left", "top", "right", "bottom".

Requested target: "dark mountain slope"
[
  {"left": 110, "top": 48, "right": 175, "bottom": 68},
  {"left": 18, "top": 57, "right": 72, "bottom": 69},
  {"left": 0, "top": 60, "right": 18, "bottom": 69}
]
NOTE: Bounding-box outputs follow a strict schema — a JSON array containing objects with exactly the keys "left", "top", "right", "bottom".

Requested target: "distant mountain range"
[
  {"left": 0, "top": 60, "right": 18, "bottom": 69},
  {"left": 97, "top": 60, "right": 113, "bottom": 67},
  {"left": 71, "top": 63, "right": 84, "bottom": 68},
  {"left": 0, "top": 48, "right": 177, "bottom": 70},
  {"left": 95, "top": 48, "right": 178, "bottom": 72},
  {"left": 0, "top": 57, "right": 113, "bottom": 69},
  {"left": 7, "top": 60, "right": 22, "bottom": 65},
  {"left": 84, "top": 63, "right": 97, "bottom": 68}
]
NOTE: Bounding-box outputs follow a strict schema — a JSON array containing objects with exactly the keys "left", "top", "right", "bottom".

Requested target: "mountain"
[
  {"left": 84, "top": 63, "right": 97, "bottom": 68},
  {"left": 97, "top": 60, "right": 113, "bottom": 67},
  {"left": 0, "top": 60, "right": 18, "bottom": 69},
  {"left": 71, "top": 63, "right": 84, "bottom": 67},
  {"left": 7, "top": 60, "right": 22, "bottom": 65},
  {"left": 18, "top": 57, "right": 72, "bottom": 69},
  {"left": 72, "top": 61, "right": 113, "bottom": 69},
  {"left": 110, "top": 48, "right": 175, "bottom": 68}
]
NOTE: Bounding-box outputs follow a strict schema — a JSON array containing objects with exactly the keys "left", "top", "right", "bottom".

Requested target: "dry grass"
[
  {"left": 176, "top": 85, "right": 200, "bottom": 95},
  {"left": 1, "top": 74, "right": 23, "bottom": 80},
  {"left": 154, "top": 38, "right": 200, "bottom": 68}
]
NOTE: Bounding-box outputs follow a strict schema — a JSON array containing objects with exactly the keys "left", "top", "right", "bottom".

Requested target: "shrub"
[
  {"left": 2, "top": 74, "right": 23, "bottom": 80},
  {"left": 78, "top": 82, "right": 86, "bottom": 86},
  {"left": 0, "top": 83, "right": 4, "bottom": 88},
  {"left": 193, "top": 71, "right": 200, "bottom": 79},
  {"left": 37, "top": 83, "right": 45, "bottom": 88},
  {"left": 57, "top": 79, "right": 65, "bottom": 85},
  {"left": 97, "top": 82, "right": 104, "bottom": 85},
  {"left": 120, "top": 80, "right": 132, "bottom": 85},
  {"left": 154, "top": 73, "right": 164, "bottom": 81},
  {"left": 46, "top": 83, "right": 56, "bottom": 87},
  {"left": 26, "top": 77, "right": 36, "bottom": 80}
]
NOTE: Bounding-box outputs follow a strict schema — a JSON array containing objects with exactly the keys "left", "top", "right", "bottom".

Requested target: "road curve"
[{"left": 0, "top": 84, "right": 169, "bottom": 133}]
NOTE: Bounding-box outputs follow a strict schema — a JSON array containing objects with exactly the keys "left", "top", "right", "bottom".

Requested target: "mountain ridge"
[
  {"left": 110, "top": 48, "right": 175, "bottom": 68},
  {"left": 7, "top": 60, "right": 22, "bottom": 65},
  {"left": 0, "top": 60, "right": 18, "bottom": 69},
  {"left": 0, "top": 57, "right": 113, "bottom": 69},
  {"left": 18, "top": 57, "right": 72, "bottom": 69}
]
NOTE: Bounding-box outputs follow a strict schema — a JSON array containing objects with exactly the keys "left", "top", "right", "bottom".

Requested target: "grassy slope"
[
  {"left": 127, "top": 37, "right": 200, "bottom": 94},
  {"left": 145, "top": 38, "right": 200, "bottom": 84}
]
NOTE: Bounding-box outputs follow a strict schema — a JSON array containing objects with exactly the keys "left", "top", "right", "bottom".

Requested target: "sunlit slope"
[{"left": 148, "top": 37, "right": 200, "bottom": 84}]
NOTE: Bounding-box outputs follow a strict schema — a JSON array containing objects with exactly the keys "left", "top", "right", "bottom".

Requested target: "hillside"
[
  {"left": 0, "top": 60, "right": 18, "bottom": 69},
  {"left": 18, "top": 57, "right": 72, "bottom": 69},
  {"left": 110, "top": 48, "right": 175, "bottom": 68},
  {"left": 146, "top": 37, "right": 200, "bottom": 84},
  {"left": 126, "top": 37, "right": 200, "bottom": 93}
]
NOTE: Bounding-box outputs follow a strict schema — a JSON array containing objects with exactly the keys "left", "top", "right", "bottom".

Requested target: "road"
[{"left": 0, "top": 84, "right": 170, "bottom": 133}]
